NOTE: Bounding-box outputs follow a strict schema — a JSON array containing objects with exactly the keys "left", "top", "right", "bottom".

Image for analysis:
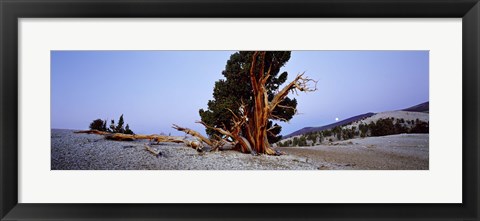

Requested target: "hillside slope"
[
  {"left": 402, "top": 101, "right": 429, "bottom": 113},
  {"left": 284, "top": 102, "right": 429, "bottom": 139},
  {"left": 283, "top": 112, "right": 375, "bottom": 139}
]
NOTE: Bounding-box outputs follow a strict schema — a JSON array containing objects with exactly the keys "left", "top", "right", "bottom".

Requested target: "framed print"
[
  {"left": 48, "top": 50, "right": 430, "bottom": 170},
  {"left": 1, "top": 0, "right": 479, "bottom": 220}
]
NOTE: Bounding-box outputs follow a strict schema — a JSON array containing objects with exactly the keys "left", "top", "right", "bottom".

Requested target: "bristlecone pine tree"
[
  {"left": 78, "top": 51, "right": 315, "bottom": 155},
  {"left": 197, "top": 51, "right": 317, "bottom": 155}
]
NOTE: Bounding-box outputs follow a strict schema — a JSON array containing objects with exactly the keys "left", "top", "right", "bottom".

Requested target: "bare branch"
[
  {"left": 270, "top": 114, "right": 290, "bottom": 122},
  {"left": 172, "top": 124, "right": 213, "bottom": 146},
  {"left": 195, "top": 121, "right": 233, "bottom": 138},
  {"left": 268, "top": 73, "right": 317, "bottom": 113},
  {"left": 277, "top": 104, "right": 297, "bottom": 111},
  {"left": 267, "top": 124, "right": 282, "bottom": 131}
]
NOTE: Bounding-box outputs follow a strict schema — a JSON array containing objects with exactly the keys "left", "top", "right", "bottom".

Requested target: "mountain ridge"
[{"left": 282, "top": 101, "right": 429, "bottom": 139}]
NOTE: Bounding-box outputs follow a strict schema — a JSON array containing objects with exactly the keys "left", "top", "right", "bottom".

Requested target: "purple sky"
[{"left": 51, "top": 51, "right": 429, "bottom": 136}]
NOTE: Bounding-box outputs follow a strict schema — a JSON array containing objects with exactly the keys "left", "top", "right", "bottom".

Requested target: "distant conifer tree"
[
  {"left": 124, "top": 124, "right": 134, "bottom": 135},
  {"left": 115, "top": 114, "right": 125, "bottom": 133},
  {"left": 109, "top": 119, "right": 116, "bottom": 132},
  {"left": 102, "top": 119, "right": 107, "bottom": 131},
  {"left": 89, "top": 119, "right": 104, "bottom": 131}
]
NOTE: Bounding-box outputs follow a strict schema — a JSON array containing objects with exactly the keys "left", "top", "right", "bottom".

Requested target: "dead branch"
[
  {"left": 74, "top": 130, "right": 111, "bottom": 135},
  {"left": 269, "top": 73, "right": 317, "bottom": 114},
  {"left": 172, "top": 124, "right": 213, "bottom": 146},
  {"left": 144, "top": 144, "right": 161, "bottom": 157},
  {"left": 105, "top": 133, "right": 135, "bottom": 141},
  {"left": 196, "top": 121, "right": 233, "bottom": 138},
  {"left": 77, "top": 131, "right": 200, "bottom": 156}
]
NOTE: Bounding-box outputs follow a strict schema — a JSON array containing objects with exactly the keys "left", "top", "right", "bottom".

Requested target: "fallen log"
[
  {"left": 74, "top": 129, "right": 111, "bottom": 135},
  {"left": 105, "top": 133, "right": 135, "bottom": 141},
  {"left": 74, "top": 130, "right": 203, "bottom": 151}
]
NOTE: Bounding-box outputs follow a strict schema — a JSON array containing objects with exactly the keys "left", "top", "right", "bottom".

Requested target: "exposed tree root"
[{"left": 173, "top": 52, "right": 316, "bottom": 155}]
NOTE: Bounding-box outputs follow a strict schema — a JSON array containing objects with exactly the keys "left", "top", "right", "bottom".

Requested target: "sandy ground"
[
  {"left": 51, "top": 129, "right": 428, "bottom": 170},
  {"left": 278, "top": 134, "right": 428, "bottom": 170}
]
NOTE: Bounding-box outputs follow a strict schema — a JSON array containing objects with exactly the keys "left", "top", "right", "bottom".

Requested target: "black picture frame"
[{"left": 1, "top": 0, "right": 479, "bottom": 220}]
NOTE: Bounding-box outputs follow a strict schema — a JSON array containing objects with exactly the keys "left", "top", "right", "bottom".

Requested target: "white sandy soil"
[{"left": 51, "top": 129, "right": 428, "bottom": 170}]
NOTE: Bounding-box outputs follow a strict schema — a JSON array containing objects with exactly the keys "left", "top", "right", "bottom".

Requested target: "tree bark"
[
  {"left": 74, "top": 130, "right": 201, "bottom": 151},
  {"left": 236, "top": 51, "right": 316, "bottom": 155},
  {"left": 172, "top": 124, "right": 213, "bottom": 146},
  {"left": 77, "top": 51, "right": 316, "bottom": 156}
]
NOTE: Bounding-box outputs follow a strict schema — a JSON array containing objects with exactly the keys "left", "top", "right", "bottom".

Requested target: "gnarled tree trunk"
[
  {"left": 79, "top": 51, "right": 316, "bottom": 156},
  {"left": 176, "top": 51, "right": 317, "bottom": 155}
]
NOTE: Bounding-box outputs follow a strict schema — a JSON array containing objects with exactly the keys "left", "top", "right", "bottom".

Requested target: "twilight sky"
[{"left": 51, "top": 51, "right": 429, "bottom": 136}]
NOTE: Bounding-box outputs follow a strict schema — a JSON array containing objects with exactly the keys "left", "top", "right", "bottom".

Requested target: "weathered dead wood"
[
  {"left": 133, "top": 134, "right": 156, "bottom": 140},
  {"left": 74, "top": 130, "right": 111, "bottom": 135},
  {"left": 151, "top": 136, "right": 185, "bottom": 144},
  {"left": 144, "top": 144, "right": 161, "bottom": 157},
  {"left": 245, "top": 52, "right": 317, "bottom": 154},
  {"left": 191, "top": 51, "right": 316, "bottom": 155},
  {"left": 183, "top": 140, "right": 203, "bottom": 152},
  {"left": 74, "top": 130, "right": 203, "bottom": 152},
  {"left": 172, "top": 124, "right": 213, "bottom": 146},
  {"left": 105, "top": 133, "right": 135, "bottom": 141},
  {"left": 77, "top": 51, "right": 316, "bottom": 156}
]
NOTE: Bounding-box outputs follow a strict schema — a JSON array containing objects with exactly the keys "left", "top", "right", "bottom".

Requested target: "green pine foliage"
[
  {"left": 115, "top": 114, "right": 125, "bottom": 134},
  {"left": 89, "top": 119, "right": 105, "bottom": 131},
  {"left": 369, "top": 118, "right": 396, "bottom": 136},
  {"left": 275, "top": 117, "right": 428, "bottom": 147},
  {"left": 90, "top": 114, "right": 134, "bottom": 134},
  {"left": 199, "top": 51, "right": 296, "bottom": 144},
  {"left": 124, "top": 124, "right": 134, "bottom": 135},
  {"left": 410, "top": 121, "right": 429, "bottom": 133}
]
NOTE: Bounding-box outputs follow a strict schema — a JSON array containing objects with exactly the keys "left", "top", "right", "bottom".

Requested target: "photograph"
[
  {"left": 2, "top": 0, "right": 477, "bottom": 219},
  {"left": 51, "top": 50, "right": 429, "bottom": 170}
]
